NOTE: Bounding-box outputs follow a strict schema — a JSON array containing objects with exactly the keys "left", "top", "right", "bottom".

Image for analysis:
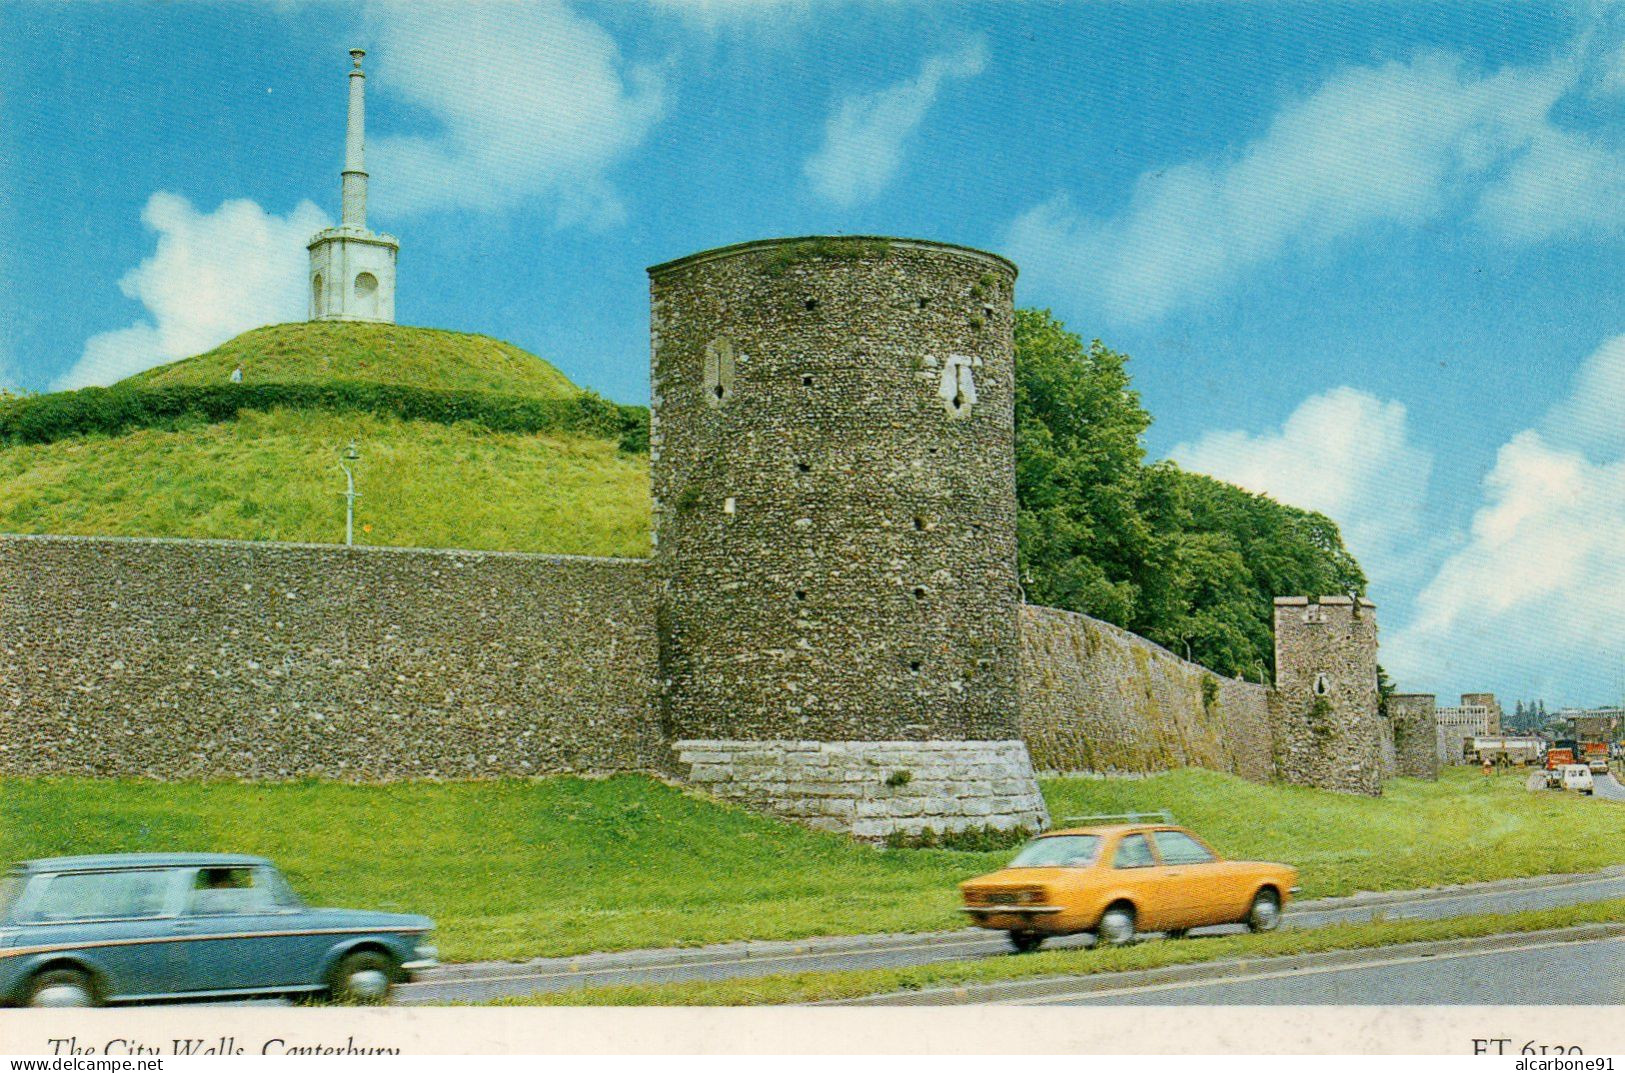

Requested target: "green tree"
[{"left": 1012, "top": 309, "right": 1368, "bottom": 681}]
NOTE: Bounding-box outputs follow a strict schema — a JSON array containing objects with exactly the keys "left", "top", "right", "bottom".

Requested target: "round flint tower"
[{"left": 650, "top": 236, "right": 1047, "bottom": 840}]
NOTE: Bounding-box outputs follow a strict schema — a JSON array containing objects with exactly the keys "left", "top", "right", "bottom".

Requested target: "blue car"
[{"left": 0, "top": 853, "right": 436, "bottom": 1006}]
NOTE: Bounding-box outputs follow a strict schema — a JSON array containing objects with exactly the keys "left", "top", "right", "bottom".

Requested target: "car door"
[
  {"left": 22, "top": 869, "right": 181, "bottom": 1000},
  {"left": 1149, "top": 829, "right": 1239, "bottom": 927},
  {"left": 1107, "top": 832, "right": 1183, "bottom": 931},
  {"left": 172, "top": 866, "right": 312, "bottom": 993}
]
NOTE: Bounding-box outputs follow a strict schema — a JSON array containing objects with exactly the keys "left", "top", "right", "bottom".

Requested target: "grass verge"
[
  {"left": 2, "top": 769, "right": 1618, "bottom": 963},
  {"left": 487, "top": 899, "right": 1625, "bottom": 1006}
]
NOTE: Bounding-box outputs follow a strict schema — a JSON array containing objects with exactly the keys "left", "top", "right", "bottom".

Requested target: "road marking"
[{"left": 994, "top": 935, "right": 1625, "bottom": 1005}]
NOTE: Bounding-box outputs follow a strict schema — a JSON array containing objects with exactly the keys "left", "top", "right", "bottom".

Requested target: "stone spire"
[
  {"left": 341, "top": 48, "right": 368, "bottom": 229},
  {"left": 307, "top": 47, "right": 398, "bottom": 324}
]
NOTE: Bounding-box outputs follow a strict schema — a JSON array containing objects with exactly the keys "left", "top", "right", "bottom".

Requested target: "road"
[
  {"left": 1593, "top": 771, "right": 1625, "bottom": 801},
  {"left": 1004, "top": 935, "right": 1625, "bottom": 1006},
  {"left": 394, "top": 868, "right": 1625, "bottom": 1004}
]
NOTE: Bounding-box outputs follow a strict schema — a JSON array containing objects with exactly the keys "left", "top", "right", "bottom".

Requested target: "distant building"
[
  {"left": 1436, "top": 695, "right": 1497, "bottom": 764},
  {"left": 1470, "top": 736, "right": 1543, "bottom": 765}
]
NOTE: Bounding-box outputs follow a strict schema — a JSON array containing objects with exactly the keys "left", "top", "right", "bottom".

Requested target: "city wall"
[
  {"left": 1018, "top": 605, "right": 1275, "bottom": 781},
  {"left": 0, "top": 534, "right": 664, "bottom": 780}
]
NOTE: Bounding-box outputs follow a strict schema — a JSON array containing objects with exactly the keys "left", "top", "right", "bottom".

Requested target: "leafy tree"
[{"left": 1013, "top": 309, "right": 1367, "bottom": 681}]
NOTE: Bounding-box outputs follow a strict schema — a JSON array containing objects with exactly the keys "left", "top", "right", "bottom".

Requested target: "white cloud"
[
  {"left": 1169, "top": 387, "right": 1436, "bottom": 586},
  {"left": 1007, "top": 53, "right": 1574, "bottom": 321},
  {"left": 1543, "top": 333, "right": 1625, "bottom": 459},
  {"left": 803, "top": 40, "right": 987, "bottom": 207},
  {"left": 1385, "top": 432, "right": 1625, "bottom": 701},
  {"left": 364, "top": 1, "right": 663, "bottom": 224},
  {"left": 54, "top": 193, "right": 328, "bottom": 391}
]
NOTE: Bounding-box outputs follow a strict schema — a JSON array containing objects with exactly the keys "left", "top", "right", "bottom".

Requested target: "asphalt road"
[
  {"left": 1022, "top": 936, "right": 1625, "bottom": 1005},
  {"left": 394, "top": 868, "right": 1625, "bottom": 1004},
  {"left": 1593, "top": 771, "right": 1625, "bottom": 801}
]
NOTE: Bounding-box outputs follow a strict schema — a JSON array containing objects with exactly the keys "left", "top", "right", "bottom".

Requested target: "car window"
[
  {"left": 27, "top": 870, "right": 173, "bottom": 922},
  {"left": 187, "top": 866, "right": 294, "bottom": 915},
  {"left": 0, "top": 873, "right": 24, "bottom": 920},
  {"left": 1153, "top": 831, "right": 1216, "bottom": 865},
  {"left": 1113, "top": 834, "right": 1156, "bottom": 869},
  {"left": 1007, "top": 835, "right": 1101, "bottom": 868}
]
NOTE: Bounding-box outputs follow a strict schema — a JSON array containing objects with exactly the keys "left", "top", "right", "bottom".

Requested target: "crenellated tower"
[{"left": 1271, "top": 595, "right": 1383, "bottom": 795}]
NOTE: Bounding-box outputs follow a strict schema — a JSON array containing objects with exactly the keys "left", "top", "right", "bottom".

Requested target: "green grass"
[
  {"left": 124, "top": 322, "right": 579, "bottom": 399},
  {"left": 494, "top": 900, "right": 1625, "bottom": 1006},
  {"left": 1, "top": 769, "right": 1620, "bottom": 965},
  {"left": 0, "top": 776, "right": 998, "bottom": 962},
  {"left": 0, "top": 408, "right": 649, "bottom": 556}
]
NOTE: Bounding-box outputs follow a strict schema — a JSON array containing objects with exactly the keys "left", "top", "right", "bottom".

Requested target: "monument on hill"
[{"left": 308, "top": 48, "right": 398, "bottom": 324}]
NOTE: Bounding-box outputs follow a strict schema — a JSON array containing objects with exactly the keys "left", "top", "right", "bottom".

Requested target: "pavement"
[
  {"left": 823, "top": 924, "right": 1625, "bottom": 1006},
  {"left": 394, "top": 865, "right": 1625, "bottom": 1005}
]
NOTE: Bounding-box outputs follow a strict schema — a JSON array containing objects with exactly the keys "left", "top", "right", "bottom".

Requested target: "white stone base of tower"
[{"left": 674, "top": 739, "right": 1049, "bottom": 841}]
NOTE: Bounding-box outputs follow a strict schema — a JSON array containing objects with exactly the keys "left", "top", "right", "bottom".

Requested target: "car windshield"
[
  {"left": 1006, "top": 835, "right": 1101, "bottom": 868},
  {"left": 0, "top": 873, "right": 23, "bottom": 920}
]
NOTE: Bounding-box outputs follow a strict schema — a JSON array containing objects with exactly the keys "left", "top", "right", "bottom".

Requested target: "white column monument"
[{"left": 308, "top": 48, "right": 398, "bottom": 323}]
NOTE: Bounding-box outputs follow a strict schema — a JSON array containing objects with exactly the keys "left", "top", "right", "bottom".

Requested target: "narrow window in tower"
[
  {"left": 912, "top": 586, "right": 927, "bottom": 600},
  {"left": 913, "top": 516, "right": 928, "bottom": 531},
  {"left": 704, "top": 338, "right": 737, "bottom": 407},
  {"left": 312, "top": 273, "right": 325, "bottom": 315},
  {"left": 804, "top": 298, "right": 819, "bottom": 311},
  {"left": 1313, "top": 674, "right": 1330, "bottom": 696},
  {"left": 797, "top": 462, "right": 811, "bottom": 474},
  {"left": 802, "top": 375, "right": 813, "bottom": 387},
  {"left": 918, "top": 297, "right": 931, "bottom": 309},
  {"left": 908, "top": 660, "right": 922, "bottom": 674},
  {"left": 794, "top": 589, "right": 807, "bottom": 601}
]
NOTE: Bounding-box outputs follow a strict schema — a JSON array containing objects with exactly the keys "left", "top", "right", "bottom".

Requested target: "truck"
[
  {"left": 1545, "top": 748, "right": 1576, "bottom": 788},
  {"left": 1581, "top": 742, "right": 1610, "bottom": 775}
]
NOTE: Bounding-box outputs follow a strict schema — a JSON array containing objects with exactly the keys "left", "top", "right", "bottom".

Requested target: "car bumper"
[{"left": 400, "top": 958, "right": 439, "bottom": 977}]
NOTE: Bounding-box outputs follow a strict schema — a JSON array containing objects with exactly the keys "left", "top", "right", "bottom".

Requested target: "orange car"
[{"left": 960, "top": 822, "right": 1299, "bottom": 952}]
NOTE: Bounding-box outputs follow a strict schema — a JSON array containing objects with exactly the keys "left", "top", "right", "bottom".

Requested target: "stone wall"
[
  {"left": 1018, "top": 604, "right": 1274, "bottom": 781},
  {"left": 672, "top": 739, "right": 1049, "bottom": 841},
  {"left": 0, "top": 534, "right": 662, "bottom": 779},
  {"left": 1388, "top": 693, "right": 1440, "bottom": 780}
]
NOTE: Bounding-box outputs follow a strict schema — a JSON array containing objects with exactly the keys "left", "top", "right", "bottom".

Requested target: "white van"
[{"left": 1562, "top": 764, "right": 1594, "bottom": 795}]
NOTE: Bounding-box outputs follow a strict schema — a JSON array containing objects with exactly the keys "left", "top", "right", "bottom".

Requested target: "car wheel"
[
  {"left": 27, "top": 968, "right": 99, "bottom": 1008},
  {"left": 1007, "top": 930, "right": 1044, "bottom": 954},
  {"left": 328, "top": 950, "right": 397, "bottom": 1005},
  {"left": 1246, "top": 889, "right": 1282, "bottom": 933},
  {"left": 1096, "top": 904, "right": 1137, "bottom": 946}
]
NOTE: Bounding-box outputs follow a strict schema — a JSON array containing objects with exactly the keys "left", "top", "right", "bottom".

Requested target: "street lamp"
[{"left": 338, "top": 440, "right": 361, "bottom": 546}]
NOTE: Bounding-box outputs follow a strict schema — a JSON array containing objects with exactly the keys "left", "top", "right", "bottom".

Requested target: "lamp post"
[{"left": 338, "top": 440, "right": 361, "bottom": 546}]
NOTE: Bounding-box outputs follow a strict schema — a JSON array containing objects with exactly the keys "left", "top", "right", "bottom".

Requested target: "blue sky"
[{"left": 2, "top": 0, "right": 1622, "bottom": 708}]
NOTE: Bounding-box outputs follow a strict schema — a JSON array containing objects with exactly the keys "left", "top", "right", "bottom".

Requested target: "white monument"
[{"left": 308, "top": 48, "right": 397, "bottom": 323}]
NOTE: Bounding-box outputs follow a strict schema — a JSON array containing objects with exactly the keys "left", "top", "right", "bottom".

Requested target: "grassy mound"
[
  {"left": 3, "top": 769, "right": 1619, "bottom": 962},
  {"left": 0, "top": 408, "right": 649, "bottom": 556},
  {"left": 125, "top": 322, "right": 579, "bottom": 398},
  {"left": 0, "top": 321, "right": 650, "bottom": 554}
]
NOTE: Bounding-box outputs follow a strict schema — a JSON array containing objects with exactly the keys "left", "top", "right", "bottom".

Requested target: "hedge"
[{"left": 0, "top": 382, "right": 650, "bottom": 453}]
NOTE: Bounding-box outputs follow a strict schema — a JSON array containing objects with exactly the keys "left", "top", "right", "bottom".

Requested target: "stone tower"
[
  {"left": 1271, "top": 595, "right": 1382, "bottom": 795},
  {"left": 308, "top": 48, "right": 398, "bottom": 324},
  {"left": 1387, "top": 693, "right": 1440, "bottom": 780},
  {"left": 649, "top": 237, "right": 1048, "bottom": 840}
]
